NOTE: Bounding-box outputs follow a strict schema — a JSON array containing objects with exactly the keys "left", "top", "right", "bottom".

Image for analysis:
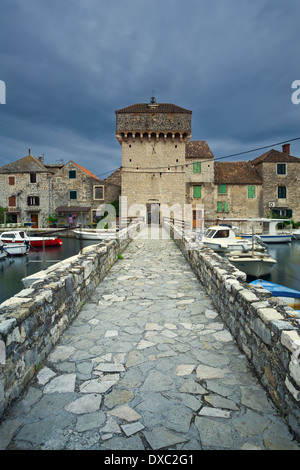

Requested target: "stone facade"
[
  {"left": 116, "top": 100, "right": 192, "bottom": 223},
  {"left": 0, "top": 153, "right": 59, "bottom": 228},
  {"left": 213, "top": 161, "right": 263, "bottom": 220},
  {"left": 0, "top": 156, "right": 121, "bottom": 228},
  {"left": 116, "top": 100, "right": 300, "bottom": 225},
  {"left": 185, "top": 141, "right": 215, "bottom": 223},
  {"left": 53, "top": 161, "right": 120, "bottom": 227},
  {"left": 252, "top": 146, "right": 300, "bottom": 221}
]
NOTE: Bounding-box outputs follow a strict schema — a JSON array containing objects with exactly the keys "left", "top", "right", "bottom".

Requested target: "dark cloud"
[{"left": 0, "top": 0, "right": 299, "bottom": 176}]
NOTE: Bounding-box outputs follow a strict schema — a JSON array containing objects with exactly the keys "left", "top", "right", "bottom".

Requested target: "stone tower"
[{"left": 115, "top": 97, "right": 192, "bottom": 223}]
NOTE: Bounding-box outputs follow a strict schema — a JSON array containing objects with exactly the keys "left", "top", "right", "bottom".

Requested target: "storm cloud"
[{"left": 0, "top": 0, "right": 299, "bottom": 177}]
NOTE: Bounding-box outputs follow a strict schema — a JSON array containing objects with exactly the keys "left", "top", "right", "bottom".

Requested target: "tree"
[{"left": 0, "top": 206, "right": 6, "bottom": 224}]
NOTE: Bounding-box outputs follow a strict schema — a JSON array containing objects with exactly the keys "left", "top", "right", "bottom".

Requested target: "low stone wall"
[
  {"left": 0, "top": 229, "right": 132, "bottom": 419},
  {"left": 166, "top": 222, "right": 300, "bottom": 438}
]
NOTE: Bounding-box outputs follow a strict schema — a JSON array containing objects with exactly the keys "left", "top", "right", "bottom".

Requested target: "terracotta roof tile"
[
  {"left": 252, "top": 149, "right": 300, "bottom": 164},
  {"left": 72, "top": 161, "right": 101, "bottom": 180},
  {"left": 214, "top": 161, "right": 263, "bottom": 184},
  {"left": 185, "top": 141, "right": 214, "bottom": 159},
  {"left": 115, "top": 103, "right": 192, "bottom": 114}
]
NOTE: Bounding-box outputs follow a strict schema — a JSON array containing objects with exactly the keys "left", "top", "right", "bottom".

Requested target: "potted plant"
[{"left": 46, "top": 213, "right": 58, "bottom": 228}]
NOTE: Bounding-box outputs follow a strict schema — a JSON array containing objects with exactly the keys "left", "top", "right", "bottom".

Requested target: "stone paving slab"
[{"left": 0, "top": 228, "right": 299, "bottom": 450}]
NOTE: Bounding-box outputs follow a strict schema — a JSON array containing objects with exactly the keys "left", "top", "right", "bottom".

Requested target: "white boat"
[
  {"left": 228, "top": 250, "right": 277, "bottom": 277},
  {"left": 228, "top": 226, "right": 277, "bottom": 277},
  {"left": 250, "top": 279, "right": 300, "bottom": 310},
  {"left": 0, "top": 241, "right": 30, "bottom": 256},
  {"left": 73, "top": 229, "right": 119, "bottom": 240},
  {"left": 292, "top": 229, "right": 300, "bottom": 240},
  {"left": 202, "top": 225, "right": 255, "bottom": 253},
  {"left": 238, "top": 219, "right": 292, "bottom": 243},
  {"left": 0, "top": 231, "right": 62, "bottom": 248}
]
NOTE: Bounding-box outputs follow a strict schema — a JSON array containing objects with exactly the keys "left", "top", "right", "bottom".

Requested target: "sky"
[{"left": 0, "top": 0, "right": 300, "bottom": 179}]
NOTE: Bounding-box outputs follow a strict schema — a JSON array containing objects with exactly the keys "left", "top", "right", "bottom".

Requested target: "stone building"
[
  {"left": 213, "top": 161, "right": 263, "bottom": 220},
  {"left": 115, "top": 98, "right": 192, "bottom": 224},
  {"left": 0, "top": 152, "right": 57, "bottom": 228},
  {"left": 116, "top": 99, "right": 300, "bottom": 225},
  {"left": 0, "top": 155, "right": 121, "bottom": 228},
  {"left": 185, "top": 140, "right": 215, "bottom": 225},
  {"left": 252, "top": 144, "right": 300, "bottom": 221},
  {"left": 52, "top": 160, "right": 121, "bottom": 227}
]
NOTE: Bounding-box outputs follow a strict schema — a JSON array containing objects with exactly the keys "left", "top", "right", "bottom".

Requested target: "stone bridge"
[{"left": 0, "top": 225, "right": 299, "bottom": 450}]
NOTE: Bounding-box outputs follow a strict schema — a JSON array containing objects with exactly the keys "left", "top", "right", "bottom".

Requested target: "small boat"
[
  {"left": 0, "top": 231, "right": 62, "bottom": 248},
  {"left": 228, "top": 251, "right": 277, "bottom": 277},
  {"left": 250, "top": 279, "right": 300, "bottom": 310},
  {"left": 292, "top": 229, "right": 300, "bottom": 240},
  {"left": 0, "top": 240, "right": 30, "bottom": 256},
  {"left": 228, "top": 227, "right": 277, "bottom": 277},
  {"left": 74, "top": 229, "right": 119, "bottom": 240},
  {"left": 202, "top": 225, "right": 255, "bottom": 253},
  {"left": 239, "top": 219, "right": 292, "bottom": 243}
]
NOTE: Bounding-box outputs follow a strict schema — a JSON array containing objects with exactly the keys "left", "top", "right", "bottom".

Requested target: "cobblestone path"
[{"left": 0, "top": 229, "right": 299, "bottom": 450}]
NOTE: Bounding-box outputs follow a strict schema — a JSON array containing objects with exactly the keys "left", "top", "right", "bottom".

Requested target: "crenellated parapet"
[
  {"left": 116, "top": 130, "right": 191, "bottom": 145},
  {"left": 115, "top": 101, "right": 192, "bottom": 145}
]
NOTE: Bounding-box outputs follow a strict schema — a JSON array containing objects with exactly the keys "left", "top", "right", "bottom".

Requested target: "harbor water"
[
  {"left": 0, "top": 236, "right": 299, "bottom": 305},
  {"left": 0, "top": 237, "right": 97, "bottom": 304}
]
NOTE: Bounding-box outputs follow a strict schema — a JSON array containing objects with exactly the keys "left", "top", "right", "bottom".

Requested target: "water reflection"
[
  {"left": 267, "top": 241, "right": 300, "bottom": 291},
  {"left": 0, "top": 237, "right": 97, "bottom": 304},
  {"left": 0, "top": 238, "right": 299, "bottom": 305}
]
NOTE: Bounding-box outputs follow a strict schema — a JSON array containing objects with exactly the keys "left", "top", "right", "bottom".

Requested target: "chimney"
[{"left": 282, "top": 143, "right": 290, "bottom": 155}]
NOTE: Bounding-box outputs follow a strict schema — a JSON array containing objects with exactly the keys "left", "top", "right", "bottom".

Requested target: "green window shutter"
[
  {"left": 217, "top": 202, "right": 222, "bottom": 212},
  {"left": 248, "top": 186, "right": 256, "bottom": 198},
  {"left": 219, "top": 184, "right": 227, "bottom": 194},
  {"left": 193, "top": 161, "right": 201, "bottom": 173},
  {"left": 70, "top": 190, "right": 77, "bottom": 200},
  {"left": 193, "top": 186, "right": 202, "bottom": 198},
  {"left": 223, "top": 202, "right": 229, "bottom": 212}
]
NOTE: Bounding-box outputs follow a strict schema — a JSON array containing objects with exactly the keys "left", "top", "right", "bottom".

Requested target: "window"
[
  {"left": 27, "top": 196, "right": 40, "bottom": 206},
  {"left": 30, "top": 173, "right": 37, "bottom": 183},
  {"left": 248, "top": 186, "right": 256, "bottom": 199},
  {"left": 69, "top": 190, "right": 77, "bottom": 200},
  {"left": 8, "top": 196, "right": 16, "bottom": 207},
  {"left": 69, "top": 170, "right": 77, "bottom": 179},
  {"left": 278, "top": 186, "right": 286, "bottom": 198},
  {"left": 273, "top": 208, "right": 292, "bottom": 218},
  {"left": 94, "top": 185, "right": 104, "bottom": 200},
  {"left": 193, "top": 185, "right": 202, "bottom": 198},
  {"left": 8, "top": 176, "right": 15, "bottom": 185},
  {"left": 277, "top": 163, "right": 286, "bottom": 175},
  {"left": 218, "top": 184, "right": 227, "bottom": 194},
  {"left": 193, "top": 161, "right": 201, "bottom": 173},
  {"left": 217, "top": 201, "right": 229, "bottom": 212}
]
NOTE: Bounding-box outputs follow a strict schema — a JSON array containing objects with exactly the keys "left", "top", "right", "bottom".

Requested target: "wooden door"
[
  {"left": 193, "top": 210, "right": 202, "bottom": 229},
  {"left": 30, "top": 214, "right": 39, "bottom": 228}
]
